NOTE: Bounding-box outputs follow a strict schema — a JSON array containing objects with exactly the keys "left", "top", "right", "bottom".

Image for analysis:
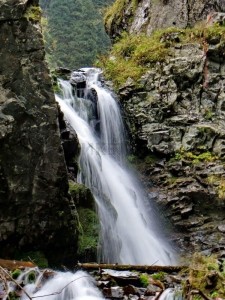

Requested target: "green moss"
[
  {"left": 139, "top": 273, "right": 149, "bottom": 287},
  {"left": 24, "top": 5, "right": 42, "bottom": 22},
  {"left": 183, "top": 253, "right": 225, "bottom": 299},
  {"left": 151, "top": 271, "right": 166, "bottom": 281},
  {"left": 69, "top": 181, "right": 88, "bottom": 198},
  {"left": 69, "top": 181, "right": 95, "bottom": 207},
  {"left": 27, "top": 271, "right": 36, "bottom": 283},
  {"left": 53, "top": 82, "right": 62, "bottom": 94},
  {"left": 77, "top": 207, "right": 99, "bottom": 258},
  {"left": 11, "top": 269, "right": 22, "bottom": 279},
  {"left": 172, "top": 150, "right": 217, "bottom": 164}
]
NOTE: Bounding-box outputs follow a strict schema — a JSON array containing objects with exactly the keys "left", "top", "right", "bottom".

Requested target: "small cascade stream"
[
  {"left": 4, "top": 268, "right": 104, "bottom": 300},
  {"left": 56, "top": 68, "right": 174, "bottom": 265}
]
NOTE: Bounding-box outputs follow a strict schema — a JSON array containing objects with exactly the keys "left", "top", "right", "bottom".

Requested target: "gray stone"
[{"left": 218, "top": 225, "right": 225, "bottom": 233}]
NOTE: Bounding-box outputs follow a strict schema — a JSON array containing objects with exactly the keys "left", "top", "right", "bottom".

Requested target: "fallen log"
[
  {"left": 0, "top": 258, "right": 36, "bottom": 270},
  {"left": 77, "top": 263, "right": 187, "bottom": 273}
]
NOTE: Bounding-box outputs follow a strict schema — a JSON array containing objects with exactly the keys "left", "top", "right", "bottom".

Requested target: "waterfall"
[{"left": 57, "top": 68, "right": 175, "bottom": 265}]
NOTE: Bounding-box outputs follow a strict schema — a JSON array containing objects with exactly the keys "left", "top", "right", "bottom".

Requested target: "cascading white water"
[
  {"left": 57, "top": 68, "right": 175, "bottom": 265},
  {"left": 18, "top": 269, "right": 104, "bottom": 300},
  {"left": 158, "top": 288, "right": 183, "bottom": 300}
]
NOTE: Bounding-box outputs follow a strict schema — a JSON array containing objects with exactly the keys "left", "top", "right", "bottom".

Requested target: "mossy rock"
[
  {"left": 183, "top": 253, "right": 225, "bottom": 299},
  {"left": 69, "top": 180, "right": 95, "bottom": 208},
  {"left": 77, "top": 207, "right": 99, "bottom": 261},
  {"left": 99, "top": 23, "right": 225, "bottom": 90}
]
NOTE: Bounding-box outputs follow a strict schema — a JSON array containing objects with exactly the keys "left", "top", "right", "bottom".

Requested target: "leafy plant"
[
  {"left": 152, "top": 271, "right": 166, "bottom": 281},
  {"left": 139, "top": 273, "right": 149, "bottom": 287}
]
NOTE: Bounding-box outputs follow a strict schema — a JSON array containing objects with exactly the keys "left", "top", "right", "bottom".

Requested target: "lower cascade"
[
  {"left": 16, "top": 269, "right": 104, "bottom": 300},
  {"left": 57, "top": 68, "right": 174, "bottom": 265}
]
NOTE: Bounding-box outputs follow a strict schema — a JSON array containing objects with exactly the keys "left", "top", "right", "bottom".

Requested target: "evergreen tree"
[{"left": 40, "top": 0, "right": 113, "bottom": 69}]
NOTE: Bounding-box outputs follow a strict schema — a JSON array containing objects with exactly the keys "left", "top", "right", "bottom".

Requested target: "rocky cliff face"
[
  {"left": 120, "top": 39, "right": 225, "bottom": 256},
  {"left": 0, "top": 0, "right": 78, "bottom": 266},
  {"left": 103, "top": 0, "right": 225, "bottom": 257},
  {"left": 105, "top": 0, "right": 225, "bottom": 39}
]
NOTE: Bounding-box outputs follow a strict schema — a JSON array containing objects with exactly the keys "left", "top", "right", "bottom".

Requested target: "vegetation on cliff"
[
  {"left": 99, "top": 23, "right": 225, "bottom": 90},
  {"left": 39, "top": 0, "right": 113, "bottom": 69},
  {"left": 104, "top": 0, "right": 138, "bottom": 33}
]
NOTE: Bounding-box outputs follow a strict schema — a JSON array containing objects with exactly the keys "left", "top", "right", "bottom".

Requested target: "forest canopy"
[{"left": 39, "top": 0, "right": 114, "bottom": 69}]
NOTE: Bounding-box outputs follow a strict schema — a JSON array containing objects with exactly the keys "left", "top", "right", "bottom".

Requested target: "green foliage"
[
  {"left": 77, "top": 207, "right": 99, "bottom": 257},
  {"left": 183, "top": 22, "right": 225, "bottom": 44},
  {"left": 151, "top": 271, "right": 166, "bottom": 281},
  {"left": 211, "top": 291, "right": 219, "bottom": 299},
  {"left": 68, "top": 181, "right": 94, "bottom": 206},
  {"left": 139, "top": 273, "right": 149, "bottom": 287},
  {"left": 100, "top": 21, "right": 225, "bottom": 90},
  {"left": 11, "top": 269, "right": 22, "bottom": 279},
  {"left": 27, "top": 271, "right": 36, "bottom": 283},
  {"left": 99, "top": 31, "right": 172, "bottom": 89},
  {"left": 39, "top": 0, "right": 113, "bottom": 69},
  {"left": 173, "top": 150, "right": 217, "bottom": 164},
  {"left": 24, "top": 5, "right": 42, "bottom": 22}
]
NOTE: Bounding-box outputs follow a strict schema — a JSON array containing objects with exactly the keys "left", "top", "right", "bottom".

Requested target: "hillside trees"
[{"left": 39, "top": 0, "right": 113, "bottom": 69}]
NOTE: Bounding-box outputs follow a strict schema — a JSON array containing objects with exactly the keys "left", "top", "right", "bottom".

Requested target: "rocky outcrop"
[
  {"left": 117, "top": 30, "right": 225, "bottom": 256},
  {"left": 0, "top": 0, "right": 78, "bottom": 266},
  {"left": 105, "top": 0, "right": 225, "bottom": 39}
]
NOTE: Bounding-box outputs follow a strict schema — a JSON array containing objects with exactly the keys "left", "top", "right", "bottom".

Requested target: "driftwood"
[
  {"left": 77, "top": 263, "right": 186, "bottom": 273},
  {"left": 0, "top": 258, "right": 36, "bottom": 270}
]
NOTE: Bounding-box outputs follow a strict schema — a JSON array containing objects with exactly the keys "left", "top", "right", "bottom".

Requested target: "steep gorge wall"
[
  {"left": 0, "top": 0, "right": 78, "bottom": 266},
  {"left": 105, "top": 0, "right": 225, "bottom": 38},
  {"left": 104, "top": 0, "right": 225, "bottom": 257}
]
